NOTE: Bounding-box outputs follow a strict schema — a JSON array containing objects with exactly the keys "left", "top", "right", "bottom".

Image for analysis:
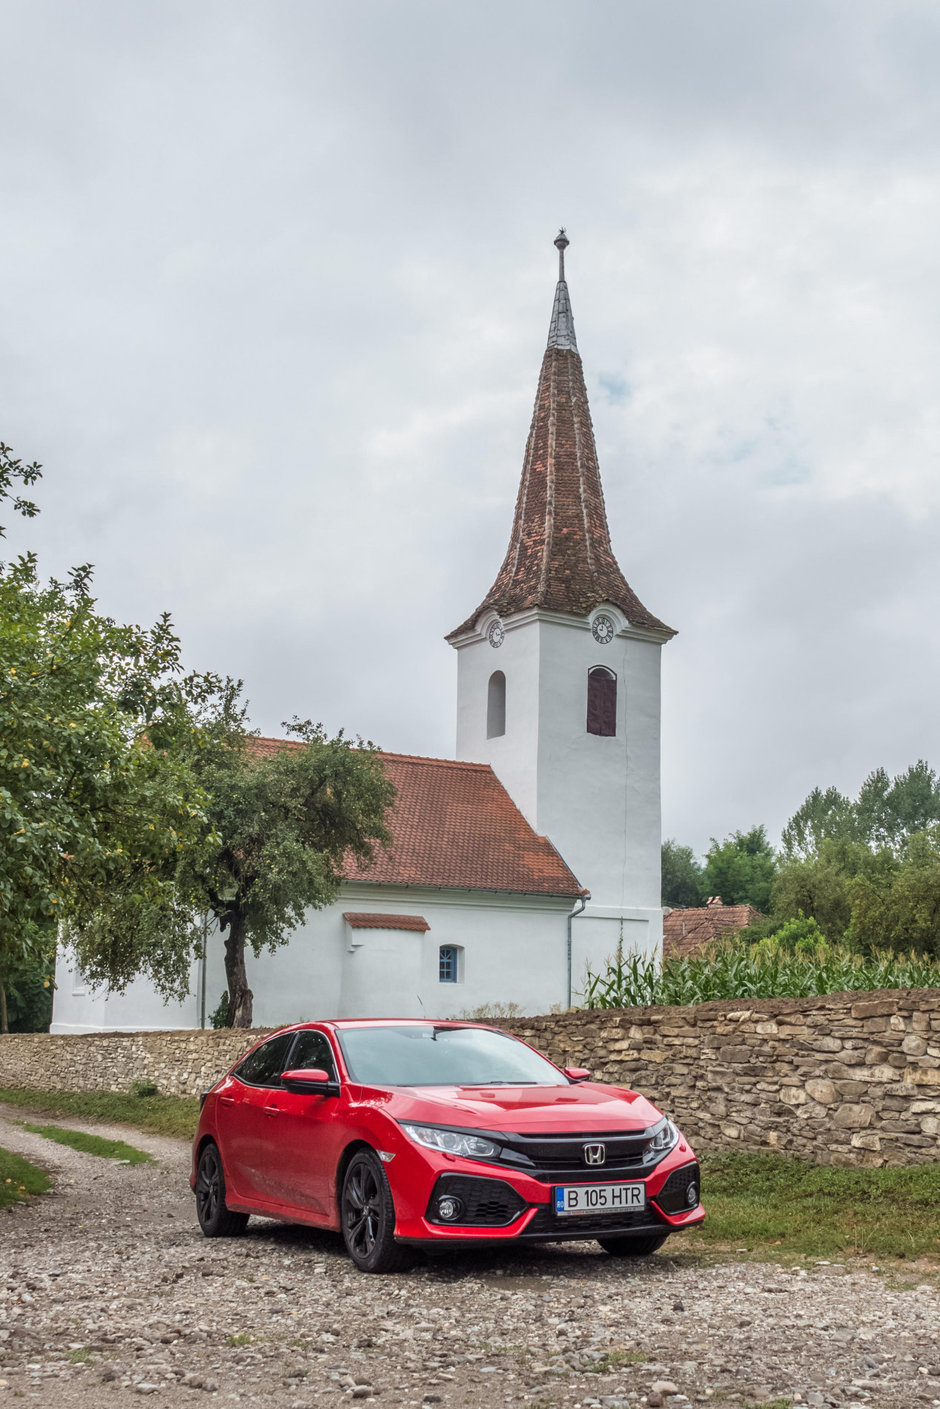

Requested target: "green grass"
[
  {"left": 690, "top": 1152, "right": 940, "bottom": 1262},
  {"left": 0, "top": 1144, "right": 51, "bottom": 1209},
  {"left": 0, "top": 1086, "right": 200, "bottom": 1139},
  {"left": 19, "top": 1121, "right": 152, "bottom": 1164}
]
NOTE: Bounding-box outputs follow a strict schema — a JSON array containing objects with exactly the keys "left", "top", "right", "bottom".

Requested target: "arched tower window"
[
  {"left": 487, "top": 670, "right": 506, "bottom": 738},
  {"left": 587, "top": 666, "right": 617, "bottom": 737}
]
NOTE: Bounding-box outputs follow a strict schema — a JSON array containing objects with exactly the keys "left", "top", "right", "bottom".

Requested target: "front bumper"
[{"left": 388, "top": 1138, "right": 705, "bottom": 1246}]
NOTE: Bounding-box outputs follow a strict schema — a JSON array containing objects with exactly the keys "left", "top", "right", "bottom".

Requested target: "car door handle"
[
  {"left": 220, "top": 1096, "right": 235, "bottom": 1106},
  {"left": 263, "top": 1105, "right": 280, "bottom": 1117}
]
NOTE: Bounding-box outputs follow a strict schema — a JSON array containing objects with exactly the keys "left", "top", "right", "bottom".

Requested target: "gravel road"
[{"left": 1, "top": 1101, "right": 939, "bottom": 1409}]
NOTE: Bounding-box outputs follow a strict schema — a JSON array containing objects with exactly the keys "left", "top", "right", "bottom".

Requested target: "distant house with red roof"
[
  {"left": 662, "top": 900, "right": 763, "bottom": 959},
  {"left": 53, "top": 233, "right": 674, "bottom": 1031}
]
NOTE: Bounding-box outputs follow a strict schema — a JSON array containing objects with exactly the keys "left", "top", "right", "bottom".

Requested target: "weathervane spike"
[{"left": 554, "top": 227, "right": 569, "bottom": 281}]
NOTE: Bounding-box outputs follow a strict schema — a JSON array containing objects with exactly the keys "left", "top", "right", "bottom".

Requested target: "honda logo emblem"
[{"left": 583, "top": 1143, "right": 606, "bottom": 1166}]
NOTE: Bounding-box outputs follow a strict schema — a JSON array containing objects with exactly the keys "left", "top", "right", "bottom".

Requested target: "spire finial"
[
  {"left": 546, "top": 229, "right": 577, "bottom": 352},
  {"left": 554, "top": 227, "right": 569, "bottom": 281}
]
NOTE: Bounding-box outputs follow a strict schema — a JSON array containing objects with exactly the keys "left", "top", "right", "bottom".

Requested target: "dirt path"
[{"left": 1, "top": 1100, "right": 939, "bottom": 1409}]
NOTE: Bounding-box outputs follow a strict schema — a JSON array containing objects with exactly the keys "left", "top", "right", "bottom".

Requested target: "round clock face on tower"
[
  {"left": 487, "top": 620, "right": 505, "bottom": 649},
  {"left": 591, "top": 614, "right": 616, "bottom": 645}
]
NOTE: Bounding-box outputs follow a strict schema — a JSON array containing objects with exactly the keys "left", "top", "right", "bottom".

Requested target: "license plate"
[{"left": 553, "top": 1182, "right": 646, "bottom": 1216}]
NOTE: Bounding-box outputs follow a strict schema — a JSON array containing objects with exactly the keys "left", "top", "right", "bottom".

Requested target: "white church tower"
[{"left": 446, "top": 231, "right": 675, "bottom": 983}]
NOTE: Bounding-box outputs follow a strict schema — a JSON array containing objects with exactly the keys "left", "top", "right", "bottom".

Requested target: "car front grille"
[
  {"left": 493, "top": 1128, "right": 660, "bottom": 1182},
  {"left": 652, "top": 1161, "right": 700, "bottom": 1214}
]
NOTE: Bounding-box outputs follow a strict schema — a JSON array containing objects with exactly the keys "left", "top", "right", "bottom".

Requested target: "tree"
[
  {"left": 0, "top": 443, "right": 217, "bottom": 1029},
  {"left": 661, "top": 839, "right": 703, "bottom": 908},
  {"left": 700, "top": 825, "right": 776, "bottom": 912},
  {"left": 846, "top": 826, "right": 940, "bottom": 959},
  {"left": 780, "top": 785, "right": 855, "bottom": 860},
  {"left": 0, "top": 922, "right": 55, "bottom": 1033},
  {"left": 782, "top": 763, "right": 940, "bottom": 861}
]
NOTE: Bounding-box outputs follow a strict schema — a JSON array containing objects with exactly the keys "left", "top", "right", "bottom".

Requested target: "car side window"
[
  {"left": 286, "top": 1029, "right": 338, "bottom": 1080},
  {"left": 234, "top": 1032, "right": 295, "bottom": 1088}
]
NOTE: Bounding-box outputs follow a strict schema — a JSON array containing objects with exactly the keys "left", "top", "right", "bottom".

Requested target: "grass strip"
[
  {"left": 690, "top": 1151, "right": 940, "bottom": 1261},
  {"left": 19, "top": 1121, "right": 153, "bottom": 1164},
  {"left": 0, "top": 1144, "right": 51, "bottom": 1210},
  {"left": 0, "top": 1086, "right": 200, "bottom": 1139}
]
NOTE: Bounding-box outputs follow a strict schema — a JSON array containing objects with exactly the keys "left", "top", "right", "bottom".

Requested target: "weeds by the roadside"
[
  {"left": 0, "top": 1145, "right": 51, "bottom": 1209},
  {"left": 0, "top": 1086, "right": 200, "bottom": 1139},
  {"left": 583, "top": 1349, "right": 649, "bottom": 1373},
  {"left": 691, "top": 1152, "right": 940, "bottom": 1261},
  {"left": 20, "top": 1121, "right": 152, "bottom": 1164}
]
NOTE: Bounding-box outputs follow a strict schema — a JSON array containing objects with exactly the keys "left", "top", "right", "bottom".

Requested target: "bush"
[{"left": 209, "top": 992, "right": 230, "bottom": 1029}]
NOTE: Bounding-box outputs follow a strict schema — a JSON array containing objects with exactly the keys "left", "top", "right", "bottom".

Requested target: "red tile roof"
[
  {"left": 662, "top": 904, "right": 764, "bottom": 959},
  {"left": 246, "top": 738, "right": 583, "bottom": 898},
  {"left": 448, "top": 256, "right": 672, "bottom": 640},
  {"left": 343, "top": 913, "right": 430, "bottom": 932}
]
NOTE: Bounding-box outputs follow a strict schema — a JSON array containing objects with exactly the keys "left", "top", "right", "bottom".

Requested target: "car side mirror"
[
  {"left": 281, "top": 1068, "right": 340, "bottom": 1097},
  {"left": 564, "top": 1067, "right": 591, "bottom": 1083}
]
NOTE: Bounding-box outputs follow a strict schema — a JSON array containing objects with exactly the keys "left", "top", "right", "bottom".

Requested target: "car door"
[
  {"left": 269, "top": 1027, "right": 345, "bottom": 1218},
  {"left": 216, "top": 1031, "right": 296, "bottom": 1206}
]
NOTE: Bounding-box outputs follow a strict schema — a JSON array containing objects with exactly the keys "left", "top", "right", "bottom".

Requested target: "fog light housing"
[
  {"left": 686, "top": 1183, "right": 699, "bottom": 1207},
  {"left": 437, "top": 1195, "right": 463, "bottom": 1221}
]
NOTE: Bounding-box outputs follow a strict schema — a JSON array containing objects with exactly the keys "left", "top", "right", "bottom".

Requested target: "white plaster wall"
[
  {"left": 453, "top": 608, "right": 665, "bottom": 916},
  {"left": 51, "top": 885, "right": 576, "bottom": 1031},
  {"left": 51, "top": 945, "right": 204, "bottom": 1033},
  {"left": 455, "top": 611, "right": 542, "bottom": 829}
]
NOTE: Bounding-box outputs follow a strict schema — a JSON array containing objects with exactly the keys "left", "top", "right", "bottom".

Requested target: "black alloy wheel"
[
  {"left": 598, "top": 1233, "right": 669, "bottom": 1257},
  {"left": 195, "top": 1141, "right": 249, "bottom": 1238},
  {"left": 340, "top": 1150, "right": 410, "bottom": 1273}
]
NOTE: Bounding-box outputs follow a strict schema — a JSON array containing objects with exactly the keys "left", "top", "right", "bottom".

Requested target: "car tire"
[
  {"left": 341, "top": 1149, "right": 410, "bottom": 1274},
  {"left": 598, "top": 1233, "right": 668, "bottom": 1257},
  {"left": 195, "top": 1141, "right": 249, "bottom": 1238}
]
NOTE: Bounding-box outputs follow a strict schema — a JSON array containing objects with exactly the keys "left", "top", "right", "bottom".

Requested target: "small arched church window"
[
  {"left": 439, "top": 945, "right": 461, "bottom": 983},
  {"left": 487, "top": 670, "right": 506, "bottom": 738},
  {"left": 587, "top": 666, "right": 617, "bottom": 737}
]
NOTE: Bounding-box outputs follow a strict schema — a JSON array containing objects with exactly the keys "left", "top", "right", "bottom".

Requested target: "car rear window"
[
  {"left": 337, "top": 1024, "right": 562, "bottom": 1087},
  {"left": 234, "top": 1032, "right": 295, "bottom": 1087}
]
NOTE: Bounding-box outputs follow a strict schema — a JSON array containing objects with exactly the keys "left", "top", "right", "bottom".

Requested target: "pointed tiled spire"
[{"left": 448, "top": 233, "right": 673, "bottom": 639}]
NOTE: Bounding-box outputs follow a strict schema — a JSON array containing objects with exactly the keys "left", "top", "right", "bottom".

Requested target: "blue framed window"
[{"left": 439, "top": 945, "right": 459, "bottom": 983}]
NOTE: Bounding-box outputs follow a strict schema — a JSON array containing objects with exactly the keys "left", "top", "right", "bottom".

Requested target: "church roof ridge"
[
  {"left": 447, "top": 231, "right": 673, "bottom": 641},
  {"left": 248, "top": 736, "right": 493, "bottom": 772}
]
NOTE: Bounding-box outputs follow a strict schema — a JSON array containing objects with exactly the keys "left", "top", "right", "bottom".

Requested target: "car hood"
[{"left": 360, "top": 1082, "right": 664, "bottom": 1133}]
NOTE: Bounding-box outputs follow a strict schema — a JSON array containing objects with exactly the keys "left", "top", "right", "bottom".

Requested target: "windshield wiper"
[{"left": 466, "top": 1079, "right": 541, "bottom": 1086}]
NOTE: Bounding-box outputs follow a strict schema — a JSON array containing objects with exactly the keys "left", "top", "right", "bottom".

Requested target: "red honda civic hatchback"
[{"left": 191, "top": 1019, "right": 704, "bottom": 1273}]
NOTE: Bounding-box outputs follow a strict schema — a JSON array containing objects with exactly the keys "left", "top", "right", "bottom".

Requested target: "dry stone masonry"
[
  {"left": 505, "top": 988, "right": 940, "bottom": 1167},
  {"left": 2, "top": 987, "right": 939, "bottom": 1166}
]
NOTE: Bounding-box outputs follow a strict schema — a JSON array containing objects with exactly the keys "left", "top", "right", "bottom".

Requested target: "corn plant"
[{"left": 581, "top": 940, "right": 940, "bottom": 1008}]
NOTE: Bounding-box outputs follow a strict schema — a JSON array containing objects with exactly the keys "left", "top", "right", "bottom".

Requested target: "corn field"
[{"left": 580, "top": 943, "right": 940, "bottom": 1008}]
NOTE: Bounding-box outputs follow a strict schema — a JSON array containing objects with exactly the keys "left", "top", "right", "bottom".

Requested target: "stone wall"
[
  {"left": 0, "top": 1029, "right": 263, "bottom": 1099},
  {"left": 504, "top": 988, "right": 940, "bottom": 1167},
  {"left": 2, "top": 987, "right": 939, "bottom": 1166}
]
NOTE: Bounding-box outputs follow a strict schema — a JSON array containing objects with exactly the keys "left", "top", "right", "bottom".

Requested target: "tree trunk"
[
  {"left": 0, "top": 978, "right": 8, "bottom": 1035},
  {"left": 223, "top": 913, "right": 254, "bottom": 1028}
]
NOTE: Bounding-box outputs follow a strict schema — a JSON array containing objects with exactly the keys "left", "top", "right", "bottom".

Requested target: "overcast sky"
[{"left": 2, "top": 0, "right": 939, "bottom": 857}]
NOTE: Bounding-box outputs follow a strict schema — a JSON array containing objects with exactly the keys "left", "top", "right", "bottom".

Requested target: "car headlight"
[
  {"left": 644, "top": 1118, "right": 679, "bottom": 1156},
  {"left": 400, "top": 1123, "right": 500, "bottom": 1160}
]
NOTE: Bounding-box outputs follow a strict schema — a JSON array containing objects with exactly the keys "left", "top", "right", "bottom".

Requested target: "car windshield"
[{"left": 337, "top": 1024, "right": 564, "bottom": 1087}]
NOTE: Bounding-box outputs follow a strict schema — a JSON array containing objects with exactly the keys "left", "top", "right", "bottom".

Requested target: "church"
[{"left": 51, "top": 233, "right": 675, "bottom": 1032}]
